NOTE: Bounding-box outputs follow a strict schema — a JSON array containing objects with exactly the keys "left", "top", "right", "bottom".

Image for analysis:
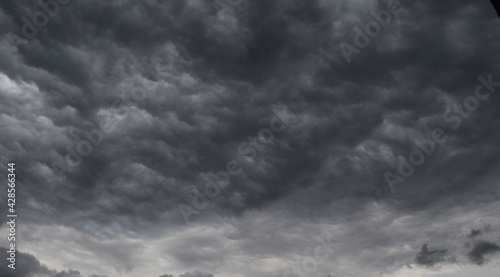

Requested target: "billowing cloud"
[
  {"left": 414, "top": 244, "right": 450, "bottom": 267},
  {"left": 467, "top": 241, "right": 500, "bottom": 265},
  {"left": 0, "top": 247, "right": 107, "bottom": 277},
  {"left": 0, "top": 0, "right": 499, "bottom": 276}
]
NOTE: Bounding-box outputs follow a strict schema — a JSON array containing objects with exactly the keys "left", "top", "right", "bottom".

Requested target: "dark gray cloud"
[
  {"left": 0, "top": 0, "right": 499, "bottom": 276},
  {"left": 469, "top": 229, "right": 482, "bottom": 238},
  {"left": 0, "top": 0, "right": 498, "bottom": 224},
  {"left": 0, "top": 247, "right": 107, "bottom": 277},
  {"left": 414, "top": 244, "right": 449, "bottom": 267},
  {"left": 467, "top": 241, "right": 500, "bottom": 265},
  {"left": 0, "top": 246, "right": 54, "bottom": 277}
]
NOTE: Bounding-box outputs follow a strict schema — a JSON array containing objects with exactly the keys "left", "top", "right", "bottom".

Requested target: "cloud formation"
[
  {"left": 467, "top": 241, "right": 500, "bottom": 265},
  {"left": 0, "top": 0, "right": 499, "bottom": 276},
  {"left": 414, "top": 244, "right": 450, "bottom": 267}
]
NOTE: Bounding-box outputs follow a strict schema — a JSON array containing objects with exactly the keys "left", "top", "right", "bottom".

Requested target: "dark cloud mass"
[
  {"left": 0, "top": 0, "right": 500, "bottom": 276},
  {"left": 0, "top": 247, "right": 99, "bottom": 277},
  {"left": 0, "top": 247, "right": 54, "bottom": 277},
  {"left": 467, "top": 241, "right": 500, "bottom": 265},
  {"left": 469, "top": 229, "right": 481, "bottom": 238},
  {"left": 414, "top": 244, "right": 449, "bottom": 267}
]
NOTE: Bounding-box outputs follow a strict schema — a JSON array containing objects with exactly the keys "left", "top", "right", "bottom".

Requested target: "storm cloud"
[
  {"left": 0, "top": 0, "right": 500, "bottom": 276},
  {"left": 467, "top": 241, "right": 500, "bottom": 265}
]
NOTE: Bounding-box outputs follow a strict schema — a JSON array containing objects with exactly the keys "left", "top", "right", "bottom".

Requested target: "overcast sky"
[{"left": 1, "top": 0, "right": 500, "bottom": 277}]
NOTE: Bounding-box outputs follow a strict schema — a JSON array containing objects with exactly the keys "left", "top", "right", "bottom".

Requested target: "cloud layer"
[{"left": 0, "top": 0, "right": 500, "bottom": 276}]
